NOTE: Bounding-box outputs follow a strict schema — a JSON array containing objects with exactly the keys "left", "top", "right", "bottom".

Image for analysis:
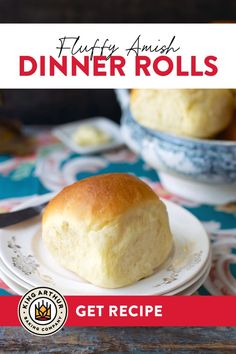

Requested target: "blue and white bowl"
[{"left": 121, "top": 108, "right": 236, "bottom": 205}]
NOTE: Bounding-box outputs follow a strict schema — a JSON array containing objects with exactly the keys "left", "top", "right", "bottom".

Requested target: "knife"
[{"left": 0, "top": 202, "right": 48, "bottom": 228}]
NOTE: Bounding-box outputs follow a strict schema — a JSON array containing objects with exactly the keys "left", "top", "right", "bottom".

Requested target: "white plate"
[
  {"left": 0, "top": 268, "right": 25, "bottom": 295},
  {"left": 0, "top": 257, "right": 33, "bottom": 290},
  {"left": 167, "top": 252, "right": 211, "bottom": 295},
  {"left": 175, "top": 261, "right": 211, "bottom": 296},
  {"left": 0, "top": 252, "right": 211, "bottom": 296},
  {"left": 0, "top": 260, "right": 211, "bottom": 297},
  {"left": 0, "top": 199, "right": 210, "bottom": 295},
  {"left": 0, "top": 239, "right": 211, "bottom": 296},
  {"left": 53, "top": 117, "right": 123, "bottom": 154}
]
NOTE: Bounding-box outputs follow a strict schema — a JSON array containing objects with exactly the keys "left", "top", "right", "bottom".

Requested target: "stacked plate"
[{"left": 0, "top": 198, "right": 211, "bottom": 296}]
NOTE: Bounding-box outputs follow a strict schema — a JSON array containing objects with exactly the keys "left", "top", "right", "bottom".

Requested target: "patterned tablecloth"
[{"left": 0, "top": 129, "right": 236, "bottom": 296}]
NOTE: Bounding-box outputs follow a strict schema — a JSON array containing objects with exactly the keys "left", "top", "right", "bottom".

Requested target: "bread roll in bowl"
[
  {"left": 42, "top": 173, "right": 173, "bottom": 288},
  {"left": 131, "top": 89, "right": 234, "bottom": 138}
]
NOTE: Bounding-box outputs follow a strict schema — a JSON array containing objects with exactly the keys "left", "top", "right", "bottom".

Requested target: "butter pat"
[{"left": 73, "top": 124, "right": 112, "bottom": 146}]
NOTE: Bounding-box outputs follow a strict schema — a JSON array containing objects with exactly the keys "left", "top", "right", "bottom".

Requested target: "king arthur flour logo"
[{"left": 18, "top": 287, "right": 68, "bottom": 336}]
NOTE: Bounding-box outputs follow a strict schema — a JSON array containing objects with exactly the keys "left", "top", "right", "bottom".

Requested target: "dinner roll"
[
  {"left": 131, "top": 89, "right": 234, "bottom": 138},
  {"left": 42, "top": 173, "right": 173, "bottom": 288},
  {"left": 218, "top": 115, "right": 236, "bottom": 140}
]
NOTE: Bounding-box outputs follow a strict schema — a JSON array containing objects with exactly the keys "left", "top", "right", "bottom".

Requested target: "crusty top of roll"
[{"left": 43, "top": 173, "right": 159, "bottom": 228}]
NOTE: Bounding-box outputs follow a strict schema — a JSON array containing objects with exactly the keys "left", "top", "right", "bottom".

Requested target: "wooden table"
[{"left": 0, "top": 327, "right": 236, "bottom": 352}]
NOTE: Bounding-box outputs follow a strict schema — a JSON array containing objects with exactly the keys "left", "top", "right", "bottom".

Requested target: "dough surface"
[
  {"left": 42, "top": 173, "right": 173, "bottom": 288},
  {"left": 131, "top": 89, "right": 234, "bottom": 138}
]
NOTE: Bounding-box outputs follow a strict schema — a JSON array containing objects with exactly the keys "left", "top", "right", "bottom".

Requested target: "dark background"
[
  {"left": 0, "top": 0, "right": 235, "bottom": 125},
  {"left": 0, "top": 0, "right": 235, "bottom": 23}
]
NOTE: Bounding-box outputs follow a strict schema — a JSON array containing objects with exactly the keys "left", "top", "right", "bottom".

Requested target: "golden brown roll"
[
  {"left": 42, "top": 173, "right": 173, "bottom": 288},
  {"left": 131, "top": 89, "right": 234, "bottom": 138}
]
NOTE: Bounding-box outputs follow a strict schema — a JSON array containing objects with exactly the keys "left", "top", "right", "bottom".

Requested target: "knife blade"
[{"left": 0, "top": 202, "right": 47, "bottom": 228}]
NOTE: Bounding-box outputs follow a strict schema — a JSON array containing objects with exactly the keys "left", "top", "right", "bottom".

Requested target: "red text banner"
[{"left": 1, "top": 296, "right": 236, "bottom": 327}]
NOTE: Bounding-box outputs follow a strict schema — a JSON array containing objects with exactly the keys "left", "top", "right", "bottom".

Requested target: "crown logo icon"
[{"left": 35, "top": 300, "right": 51, "bottom": 321}]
